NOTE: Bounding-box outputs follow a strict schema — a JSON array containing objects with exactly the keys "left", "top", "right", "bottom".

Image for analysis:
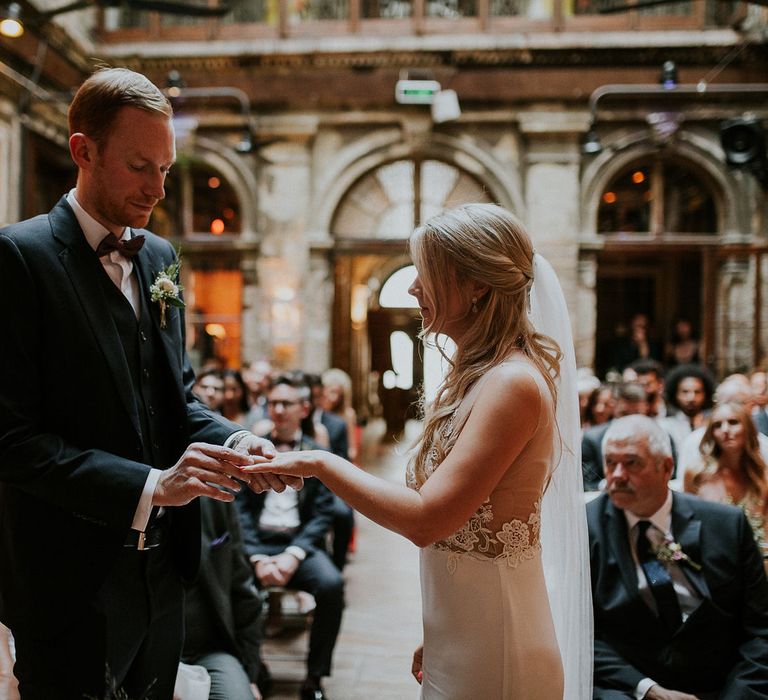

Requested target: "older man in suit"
[
  {"left": 0, "top": 68, "right": 291, "bottom": 700},
  {"left": 237, "top": 375, "right": 344, "bottom": 700},
  {"left": 587, "top": 414, "right": 768, "bottom": 699}
]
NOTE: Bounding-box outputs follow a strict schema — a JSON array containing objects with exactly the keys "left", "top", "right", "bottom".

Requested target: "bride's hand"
[
  {"left": 411, "top": 644, "right": 423, "bottom": 685},
  {"left": 240, "top": 449, "right": 327, "bottom": 480}
]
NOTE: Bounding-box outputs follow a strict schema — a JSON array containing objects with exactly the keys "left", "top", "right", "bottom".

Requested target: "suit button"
[
  {"left": 143, "top": 368, "right": 150, "bottom": 379},
  {"left": 140, "top": 331, "right": 148, "bottom": 342},
  {"left": 148, "top": 405, "right": 155, "bottom": 417},
  {"left": 153, "top": 442, "right": 160, "bottom": 451}
]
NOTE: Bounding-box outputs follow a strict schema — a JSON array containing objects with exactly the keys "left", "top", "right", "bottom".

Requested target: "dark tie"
[
  {"left": 636, "top": 520, "right": 682, "bottom": 632},
  {"left": 96, "top": 232, "right": 145, "bottom": 258}
]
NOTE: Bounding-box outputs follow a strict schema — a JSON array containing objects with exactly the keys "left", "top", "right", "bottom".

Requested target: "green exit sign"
[{"left": 395, "top": 80, "right": 441, "bottom": 105}]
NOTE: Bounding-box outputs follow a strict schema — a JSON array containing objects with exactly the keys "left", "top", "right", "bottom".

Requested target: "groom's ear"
[{"left": 69, "top": 133, "right": 96, "bottom": 170}]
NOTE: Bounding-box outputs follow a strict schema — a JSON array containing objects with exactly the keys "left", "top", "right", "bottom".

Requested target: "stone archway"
[{"left": 328, "top": 155, "right": 495, "bottom": 435}]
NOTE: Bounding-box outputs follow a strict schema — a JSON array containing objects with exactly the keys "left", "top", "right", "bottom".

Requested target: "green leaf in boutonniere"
[
  {"left": 150, "top": 254, "right": 185, "bottom": 329},
  {"left": 653, "top": 538, "right": 702, "bottom": 571}
]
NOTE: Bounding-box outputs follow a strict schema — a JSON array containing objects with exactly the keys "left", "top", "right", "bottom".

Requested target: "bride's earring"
[{"left": 472, "top": 297, "right": 478, "bottom": 314}]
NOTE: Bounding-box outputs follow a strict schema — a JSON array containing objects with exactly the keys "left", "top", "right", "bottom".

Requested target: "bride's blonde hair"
[{"left": 409, "top": 203, "right": 562, "bottom": 482}]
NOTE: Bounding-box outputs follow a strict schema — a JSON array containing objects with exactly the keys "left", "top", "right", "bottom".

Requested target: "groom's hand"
[
  {"left": 152, "top": 442, "right": 253, "bottom": 506},
  {"left": 234, "top": 434, "right": 304, "bottom": 493}
]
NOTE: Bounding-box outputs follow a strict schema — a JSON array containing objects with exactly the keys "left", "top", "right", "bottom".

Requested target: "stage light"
[{"left": 582, "top": 128, "right": 603, "bottom": 155}]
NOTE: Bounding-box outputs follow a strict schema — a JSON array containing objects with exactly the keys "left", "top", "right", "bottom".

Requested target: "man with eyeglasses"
[{"left": 235, "top": 374, "right": 344, "bottom": 700}]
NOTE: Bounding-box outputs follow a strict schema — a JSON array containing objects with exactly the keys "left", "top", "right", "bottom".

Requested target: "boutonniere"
[
  {"left": 654, "top": 538, "right": 702, "bottom": 571},
  {"left": 150, "top": 256, "right": 185, "bottom": 329}
]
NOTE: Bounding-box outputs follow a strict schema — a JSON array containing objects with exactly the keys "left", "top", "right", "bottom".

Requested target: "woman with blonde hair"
[
  {"left": 245, "top": 203, "right": 592, "bottom": 698},
  {"left": 321, "top": 367, "right": 360, "bottom": 463},
  {"left": 685, "top": 401, "right": 768, "bottom": 557}
]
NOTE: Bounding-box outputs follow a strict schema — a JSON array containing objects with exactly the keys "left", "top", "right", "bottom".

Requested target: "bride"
[{"left": 245, "top": 203, "right": 592, "bottom": 699}]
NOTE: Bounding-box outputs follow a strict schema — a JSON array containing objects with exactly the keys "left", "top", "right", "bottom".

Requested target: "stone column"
[
  {"left": 717, "top": 257, "right": 751, "bottom": 375},
  {"left": 519, "top": 110, "right": 591, "bottom": 368}
]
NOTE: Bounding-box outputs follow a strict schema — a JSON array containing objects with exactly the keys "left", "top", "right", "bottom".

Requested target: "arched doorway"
[
  {"left": 330, "top": 156, "right": 493, "bottom": 436},
  {"left": 593, "top": 154, "right": 719, "bottom": 377}
]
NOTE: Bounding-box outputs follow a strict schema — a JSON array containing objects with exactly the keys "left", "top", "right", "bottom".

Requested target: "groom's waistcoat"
[{"left": 98, "top": 267, "right": 182, "bottom": 470}]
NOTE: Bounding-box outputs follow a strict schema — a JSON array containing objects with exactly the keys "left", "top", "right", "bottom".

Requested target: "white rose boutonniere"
[
  {"left": 150, "top": 257, "right": 185, "bottom": 329},
  {"left": 654, "top": 538, "right": 702, "bottom": 571}
]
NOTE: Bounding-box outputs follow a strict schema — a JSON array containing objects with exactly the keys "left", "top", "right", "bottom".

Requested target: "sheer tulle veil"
[{"left": 529, "top": 253, "right": 594, "bottom": 700}]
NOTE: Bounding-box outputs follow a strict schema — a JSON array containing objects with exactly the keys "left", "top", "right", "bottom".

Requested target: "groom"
[{"left": 0, "top": 67, "right": 293, "bottom": 700}]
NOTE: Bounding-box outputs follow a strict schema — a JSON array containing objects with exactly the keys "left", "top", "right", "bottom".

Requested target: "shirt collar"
[
  {"left": 624, "top": 490, "right": 673, "bottom": 537},
  {"left": 66, "top": 189, "right": 129, "bottom": 252}
]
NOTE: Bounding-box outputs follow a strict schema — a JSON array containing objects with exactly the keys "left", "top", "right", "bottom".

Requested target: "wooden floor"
[{"left": 263, "top": 420, "right": 423, "bottom": 700}]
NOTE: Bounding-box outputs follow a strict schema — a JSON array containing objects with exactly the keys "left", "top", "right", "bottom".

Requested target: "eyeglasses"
[{"left": 267, "top": 399, "right": 301, "bottom": 409}]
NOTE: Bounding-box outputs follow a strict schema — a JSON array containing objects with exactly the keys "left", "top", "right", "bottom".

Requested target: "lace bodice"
[{"left": 407, "top": 360, "right": 554, "bottom": 572}]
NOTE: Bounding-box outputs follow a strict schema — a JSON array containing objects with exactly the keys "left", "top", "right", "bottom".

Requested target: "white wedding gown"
[{"left": 408, "top": 360, "right": 564, "bottom": 699}]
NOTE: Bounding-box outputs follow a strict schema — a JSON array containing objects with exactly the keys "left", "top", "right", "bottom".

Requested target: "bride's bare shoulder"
[{"left": 477, "top": 360, "right": 543, "bottom": 405}]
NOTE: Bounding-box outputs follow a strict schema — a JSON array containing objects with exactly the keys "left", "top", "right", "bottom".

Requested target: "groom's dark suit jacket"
[
  {"left": 587, "top": 492, "right": 768, "bottom": 699},
  {"left": 0, "top": 197, "right": 242, "bottom": 637}
]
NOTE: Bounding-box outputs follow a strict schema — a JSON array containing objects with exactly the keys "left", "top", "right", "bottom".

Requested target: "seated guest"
[
  {"left": 588, "top": 415, "right": 768, "bottom": 699},
  {"left": 629, "top": 359, "right": 667, "bottom": 419},
  {"left": 751, "top": 368, "right": 768, "bottom": 436},
  {"left": 192, "top": 368, "right": 225, "bottom": 413},
  {"left": 182, "top": 499, "right": 267, "bottom": 700},
  {"left": 582, "top": 383, "right": 648, "bottom": 491},
  {"left": 672, "top": 376, "right": 768, "bottom": 491},
  {"left": 684, "top": 402, "right": 768, "bottom": 559},
  {"left": 305, "top": 372, "right": 355, "bottom": 571},
  {"left": 584, "top": 383, "right": 616, "bottom": 432},
  {"left": 659, "top": 364, "right": 715, "bottom": 455},
  {"left": 222, "top": 369, "right": 251, "bottom": 427},
  {"left": 236, "top": 374, "right": 344, "bottom": 700}
]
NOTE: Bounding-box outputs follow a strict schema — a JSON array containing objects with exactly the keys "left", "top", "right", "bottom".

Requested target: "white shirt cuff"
[
  {"left": 225, "top": 430, "right": 251, "bottom": 450},
  {"left": 131, "top": 468, "right": 162, "bottom": 531},
  {"left": 285, "top": 546, "right": 307, "bottom": 562},
  {"left": 635, "top": 678, "right": 658, "bottom": 699}
]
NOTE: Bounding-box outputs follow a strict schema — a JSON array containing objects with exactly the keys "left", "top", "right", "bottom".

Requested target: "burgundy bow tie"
[{"left": 96, "top": 232, "right": 145, "bottom": 259}]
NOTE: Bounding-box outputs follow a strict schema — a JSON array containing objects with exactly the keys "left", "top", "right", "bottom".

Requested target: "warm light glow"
[
  {"left": 603, "top": 192, "right": 617, "bottom": 204},
  {"left": 644, "top": 190, "right": 653, "bottom": 201},
  {"left": 210, "top": 219, "right": 225, "bottom": 235},
  {"left": 208, "top": 176, "right": 220, "bottom": 189},
  {"left": 351, "top": 284, "right": 370, "bottom": 325},
  {"left": 205, "top": 323, "right": 227, "bottom": 339},
  {"left": 0, "top": 17, "right": 23, "bottom": 38},
  {"left": 632, "top": 171, "right": 646, "bottom": 184},
  {"left": 222, "top": 207, "right": 235, "bottom": 220}
]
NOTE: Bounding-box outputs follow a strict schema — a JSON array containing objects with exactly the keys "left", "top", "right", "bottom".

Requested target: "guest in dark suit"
[
  {"left": 588, "top": 414, "right": 768, "bottom": 699},
  {"left": 307, "top": 372, "right": 355, "bottom": 570},
  {"left": 582, "top": 383, "right": 648, "bottom": 490},
  {"left": 0, "top": 68, "right": 289, "bottom": 700},
  {"left": 237, "top": 374, "right": 344, "bottom": 700},
  {"left": 182, "top": 499, "right": 267, "bottom": 700}
]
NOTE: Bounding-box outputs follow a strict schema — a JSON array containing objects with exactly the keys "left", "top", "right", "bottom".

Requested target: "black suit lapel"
[
  {"left": 605, "top": 499, "right": 641, "bottom": 599},
  {"left": 132, "top": 245, "right": 184, "bottom": 402},
  {"left": 671, "top": 493, "right": 711, "bottom": 600},
  {"left": 50, "top": 199, "right": 140, "bottom": 436}
]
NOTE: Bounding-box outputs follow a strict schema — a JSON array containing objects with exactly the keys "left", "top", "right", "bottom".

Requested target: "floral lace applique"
[
  {"left": 433, "top": 498, "right": 542, "bottom": 572},
  {"left": 433, "top": 501, "right": 494, "bottom": 573},
  {"left": 494, "top": 499, "right": 542, "bottom": 568}
]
